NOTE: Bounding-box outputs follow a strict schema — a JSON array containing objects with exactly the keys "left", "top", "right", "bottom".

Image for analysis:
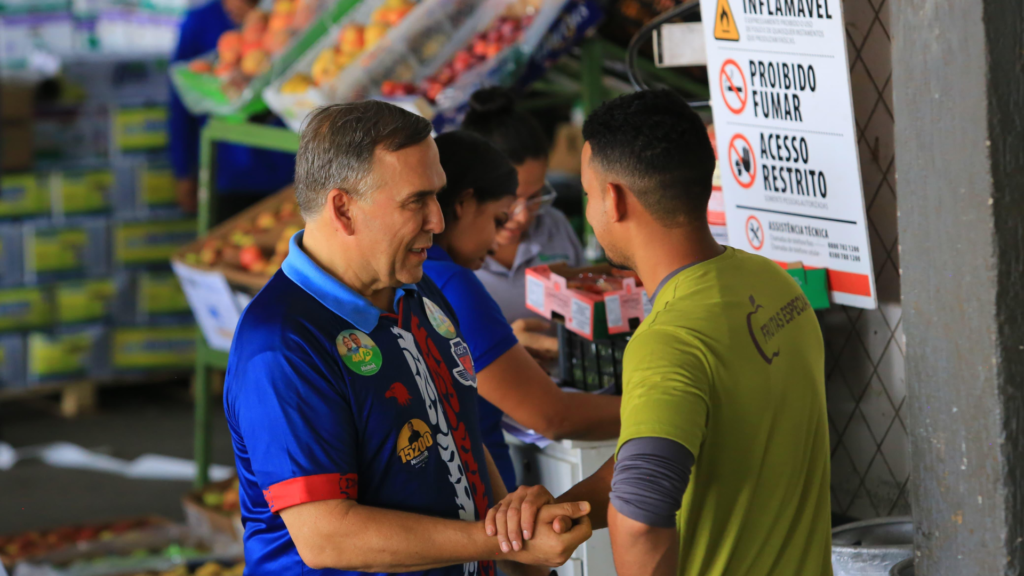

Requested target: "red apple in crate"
[
  {"left": 240, "top": 245, "right": 268, "bottom": 272},
  {"left": 451, "top": 50, "right": 475, "bottom": 75}
]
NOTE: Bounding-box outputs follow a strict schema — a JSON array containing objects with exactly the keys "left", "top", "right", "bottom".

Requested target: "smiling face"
[
  {"left": 494, "top": 157, "right": 547, "bottom": 246},
  {"left": 341, "top": 336, "right": 354, "bottom": 351},
  {"left": 444, "top": 195, "right": 515, "bottom": 270},
  {"left": 349, "top": 139, "right": 447, "bottom": 287},
  {"left": 350, "top": 333, "right": 363, "bottom": 348}
]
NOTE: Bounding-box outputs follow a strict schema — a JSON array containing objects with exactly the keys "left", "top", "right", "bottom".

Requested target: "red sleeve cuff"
[{"left": 263, "top": 473, "right": 358, "bottom": 513}]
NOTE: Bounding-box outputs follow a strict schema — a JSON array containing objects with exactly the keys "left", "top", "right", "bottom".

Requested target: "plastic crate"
[
  {"left": 23, "top": 217, "right": 110, "bottom": 283},
  {"left": 0, "top": 173, "right": 52, "bottom": 220},
  {"left": 0, "top": 333, "right": 26, "bottom": 390},
  {"left": 111, "top": 324, "right": 196, "bottom": 372},
  {"left": 115, "top": 269, "right": 193, "bottom": 325},
  {"left": 54, "top": 276, "right": 122, "bottom": 325},
  {"left": 557, "top": 323, "right": 627, "bottom": 394},
  {"left": 0, "top": 286, "right": 54, "bottom": 333},
  {"left": 113, "top": 217, "right": 195, "bottom": 268},
  {"left": 0, "top": 221, "right": 24, "bottom": 286},
  {"left": 26, "top": 324, "right": 110, "bottom": 383}
]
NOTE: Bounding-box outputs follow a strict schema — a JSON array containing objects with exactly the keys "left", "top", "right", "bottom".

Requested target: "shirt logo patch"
[
  {"left": 337, "top": 330, "right": 383, "bottom": 376},
  {"left": 450, "top": 338, "right": 476, "bottom": 386},
  {"left": 385, "top": 382, "right": 412, "bottom": 406},
  {"left": 746, "top": 294, "right": 812, "bottom": 364},
  {"left": 424, "top": 298, "right": 457, "bottom": 339},
  {"left": 397, "top": 418, "right": 434, "bottom": 467}
]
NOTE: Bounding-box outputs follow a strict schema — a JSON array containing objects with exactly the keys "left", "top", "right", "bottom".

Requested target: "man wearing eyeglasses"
[{"left": 475, "top": 179, "right": 584, "bottom": 326}]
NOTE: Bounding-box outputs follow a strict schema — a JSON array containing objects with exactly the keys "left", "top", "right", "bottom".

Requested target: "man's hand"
[
  {"left": 487, "top": 486, "right": 585, "bottom": 552},
  {"left": 511, "top": 319, "right": 558, "bottom": 362},
  {"left": 508, "top": 510, "right": 592, "bottom": 567},
  {"left": 176, "top": 177, "right": 198, "bottom": 214}
]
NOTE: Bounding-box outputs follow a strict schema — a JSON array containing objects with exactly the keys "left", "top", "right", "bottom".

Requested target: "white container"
[{"left": 832, "top": 517, "right": 914, "bottom": 576}]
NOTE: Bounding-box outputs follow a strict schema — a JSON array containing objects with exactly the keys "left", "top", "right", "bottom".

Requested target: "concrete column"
[{"left": 893, "top": 0, "right": 1024, "bottom": 573}]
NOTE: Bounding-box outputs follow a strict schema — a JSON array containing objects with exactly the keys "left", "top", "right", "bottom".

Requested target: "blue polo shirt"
[
  {"left": 224, "top": 232, "right": 496, "bottom": 576},
  {"left": 423, "top": 246, "right": 519, "bottom": 491}
]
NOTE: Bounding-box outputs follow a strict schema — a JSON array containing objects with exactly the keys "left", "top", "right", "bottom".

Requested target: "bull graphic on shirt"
[{"left": 392, "top": 325, "right": 484, "bottom": 576}]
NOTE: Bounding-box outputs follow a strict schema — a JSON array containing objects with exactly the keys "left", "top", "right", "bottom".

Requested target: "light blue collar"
[{"left": 281, "top": 230, "right": 417, "bottom": 332}]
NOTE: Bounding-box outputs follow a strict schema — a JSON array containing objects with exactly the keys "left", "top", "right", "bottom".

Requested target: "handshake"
[{"left": 483, "top": 485, "right": 592, "bottom": 569}]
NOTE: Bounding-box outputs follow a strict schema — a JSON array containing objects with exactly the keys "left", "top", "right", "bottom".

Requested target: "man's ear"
[
  {"left": 607, "top": 181, "right": 629, "bottom": 223},
  {"left": 454, "top": 188, "right": 474, "bottom": 220},
  {"left": 326, "top": 188, "right": 356, "bottom": 235}
]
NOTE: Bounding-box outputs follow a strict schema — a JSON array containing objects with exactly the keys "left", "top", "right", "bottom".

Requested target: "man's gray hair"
[{"left": 295, "top": 101, "right": 433, "bottom": 219}]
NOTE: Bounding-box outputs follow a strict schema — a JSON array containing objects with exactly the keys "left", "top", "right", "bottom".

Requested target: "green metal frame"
[{"left": 193, "top": 119, "right": 300, "bottom": 489}]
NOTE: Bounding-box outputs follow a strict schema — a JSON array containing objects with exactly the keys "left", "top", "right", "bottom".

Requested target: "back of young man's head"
[{"left": 582, "top": 89, "right": 715, "bottom": 227}]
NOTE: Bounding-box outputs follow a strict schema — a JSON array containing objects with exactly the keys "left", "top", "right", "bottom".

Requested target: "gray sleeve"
[{"left": 609, "top": 437, "right": 695, "bottom": 528}]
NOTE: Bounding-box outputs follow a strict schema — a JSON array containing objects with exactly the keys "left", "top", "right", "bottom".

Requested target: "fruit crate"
[
  {"left": 171, "top": 186, "right": 300, "bottom": 292},
  {"left": 264, "top": 0, "right": 493, "bottom": 130},
  {"left": 557, "top": 323, "right": 626, "bottom": 394},
  {"left": 169, "top": 0, "right": 359, "bottom": 117}
]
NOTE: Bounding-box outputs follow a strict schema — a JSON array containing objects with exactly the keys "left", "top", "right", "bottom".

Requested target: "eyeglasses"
[{"left": 510, "top": 182, "right": 558, "bottom": 217}]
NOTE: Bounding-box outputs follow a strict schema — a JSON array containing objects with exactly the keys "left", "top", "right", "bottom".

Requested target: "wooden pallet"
[{"left": 0, "top": 373, "right": 190, "bottom": 418}]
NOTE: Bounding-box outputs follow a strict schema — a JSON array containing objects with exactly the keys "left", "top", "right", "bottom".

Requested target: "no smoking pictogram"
[
  {"left": 745, "top": 215, "right": 764, "bottom": 251},
  {"left": 728, "top": 133, "right": 756, "bottom": 189},
  {"left": 719, "top": 59, "right": 747, "bottom": 114}
]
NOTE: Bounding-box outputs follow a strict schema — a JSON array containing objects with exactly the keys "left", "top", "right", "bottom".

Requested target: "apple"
[
  {"left": 188, "top": 60, "right": 213, "bottom": 74},
  {"left": 471, "top": 38, "right": 488, "bottom": 57},
  {"left": 273, "top": 0, "right": 295, "bottom": 15},
  {"left": 371, "top": 7, "right": 390, "bottom": 24},
  {"left": 338, "top": 24, "right": 364, "bottom": 55},
  {"left": 281, "top": 73, "right": 314, "bottom": 94},
  {"left": 364, "top": 23, "right": 389, "bottom": 50},
  {"left": 214, "top": 61, "right": 238, "bottom": 79},
  {"left": 242, "top": 9, "right": 268, "bottom": 44},
  {"left": 451, "top": 50, "right": 475, "bottom": 75},
  {"left": 311, "top": 47, "right": 341, "bottom": 86},
  {"left": 267, "top": 11, "right": 292, "bottom": 32},
  {"left": 424, "top": 80, "right": 444, "bottom": 102},
  {"left": 387, "top": 4, "right": 413, "bottom": 24},
  {"left": 199, "top": 240, "right": 222, "bottom": 265},
  {"left": 485, "top": 42, "right": 502, "bottom": 59},
  {"left": 240, "top": 49, "right": 270, "bottom": 77},
  {"left": 263, "top": 28, "right": 291, "bottom": 54},
  {"left": 217, "top": 31, "right": 243, "bottom": 64},
  {"left": 278, "top": 202, "right": 297, "bottom": 219},
  {"left": 239, "top": 246, "right": 268, "bottom": 272},
  {"left": 255, "top": 210, "right": 278, "bottom": 230},
  {"left": 434, "top": 65, "right": 454, "bottom": 85}
]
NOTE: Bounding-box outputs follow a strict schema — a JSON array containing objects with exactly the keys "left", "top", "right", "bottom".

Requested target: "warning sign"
[
  {"left": 700, "top": 0, "right": 876, "bottom": 308},
  {"left": 713, "top": 0, "right": 739, "bottom": 41},
  {"left": 745, "top": 216, "right": 764, "bottom": 251},
  {"left": 719, "top": 59, "right": 747, "bottom": 114},
  {"left": 727, "top": 133, "right": 756, "bottom": 189}
]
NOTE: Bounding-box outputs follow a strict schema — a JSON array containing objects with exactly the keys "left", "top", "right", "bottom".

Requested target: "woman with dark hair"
[
  {"left": 461, "top": 87, "right": 585, "bottom": 326},
  {"left": 424, "top": 131, "right": 620, "bottom": 492}
]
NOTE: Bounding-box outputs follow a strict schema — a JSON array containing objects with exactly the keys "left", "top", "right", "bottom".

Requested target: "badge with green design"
[
  {"left": 423, "top": 298, "right": 457, "bottom": 339},
  {"left": 337, "top": 330, "right": 382, "bottom": 376}
]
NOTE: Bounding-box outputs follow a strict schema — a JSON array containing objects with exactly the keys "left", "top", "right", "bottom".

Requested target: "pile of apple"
[
  {"left": 0, "top": 519, "right": 161, "bottom": 566},
  {"left": 380, "top": 14, "right": 530, "bottom": 101},
  {"left": 281, "top": 0, "right": 417, "bottom": 93},
  {"left": 198, "top": 479, "right": 241, "bottom": 514},
  {"left": 184, "top": 200, "right": 302, "bottom": 277},
  {"left": 188, "top": 0, "right": 320, "bottom": 97}
]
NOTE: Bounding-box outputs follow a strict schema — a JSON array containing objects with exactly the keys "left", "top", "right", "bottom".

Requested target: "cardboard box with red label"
[{"left": 525, "top": 263, "right": 652, "bottom": 341}]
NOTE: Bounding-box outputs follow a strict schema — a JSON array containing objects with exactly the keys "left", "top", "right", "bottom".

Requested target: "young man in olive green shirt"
[{"left": 485, "top": 90, "right": 832, "bottom": 576}]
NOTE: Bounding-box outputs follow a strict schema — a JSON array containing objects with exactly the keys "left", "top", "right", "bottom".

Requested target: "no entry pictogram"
[
  {"left": 728, "top": 133, "right": 756, "bottom": 189},
  {"left": 719, "top": 59, "right": 747, "bottom": 114},
  {"left": 745, "top": 215, "right": 764, "bottom": 251}
]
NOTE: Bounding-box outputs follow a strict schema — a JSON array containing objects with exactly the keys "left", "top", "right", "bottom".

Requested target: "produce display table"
[{"left": 192, "top": 119, "right": 300, "bottom": 489}]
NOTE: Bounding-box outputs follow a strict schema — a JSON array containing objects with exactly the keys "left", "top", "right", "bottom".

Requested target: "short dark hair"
[
  {"left": 461, "top": 87, "right": 548, "bottom": 165},
  {"left": 582, "top": 90, "right": 714, "bottom": 225},
  {"left": 434, "top": 131, "right": 518, "bottom": 224},
  {"left": 295, "top": 101, "right": 433, "bottom": 218}
]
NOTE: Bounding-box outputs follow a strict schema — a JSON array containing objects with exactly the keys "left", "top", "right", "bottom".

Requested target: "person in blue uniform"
[
  {"left": 423, "top": 130, "right": 621, "bottom": 493},
  {"left": 170, "top": 0, "right": 295, "bottom": 216},
  {"left": 223, "top": 101, "right": 591, "bottom": 575}
]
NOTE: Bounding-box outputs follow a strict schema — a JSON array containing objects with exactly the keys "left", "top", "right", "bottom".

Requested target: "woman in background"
[
  {"left": 462, "top": 88, "right": 585, "bottom": 328},
  {"left": 424, "top": 131, "right": 620, "bottom": 491}
]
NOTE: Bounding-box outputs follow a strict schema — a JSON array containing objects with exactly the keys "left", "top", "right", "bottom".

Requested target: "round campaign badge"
[
  {"left": 337, "top": 330, "right": 383, "bottom": 376},
  {"left": 423, "top": 298, "right": 457, "bottom": 339},
  {"left": 397, "top": 418, "right": 434, "bottom": 468}
]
